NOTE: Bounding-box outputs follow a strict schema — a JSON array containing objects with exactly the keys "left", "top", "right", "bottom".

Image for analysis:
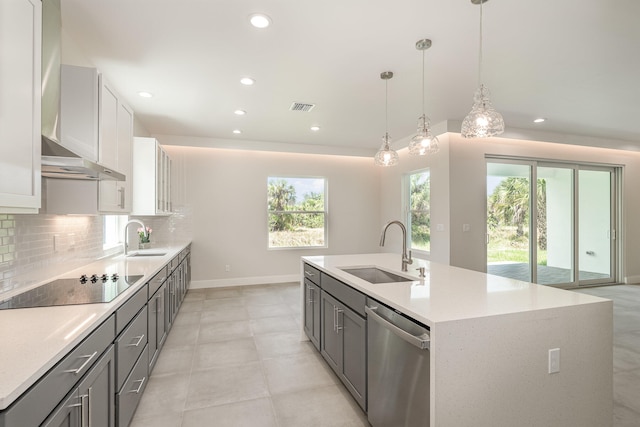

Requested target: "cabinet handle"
[
  {"left": 87, "top": 387, "right": 93, "bottom": 427},
  {"left": 128, "top": 377, "right": 146, "bottom": 394},
  {"left": 333, "top": 306, "right": 338, "bottom": 333},
  {"left": 127, "top": 335, "right": 145, "bottom": 347},
  {"left": 304, "top": 271, "right": 315, "bottom": 278},
  {"left": 64, "top": 351, "right": 97, "bottom": 375},
  {"left": 307, "top": 286, "right": 315, "bottom": 305},
  {"left": 336, "top": 308, "right": 344, "bottom": 332},
  {"left": 118, "top": 187, "right": 125, "bottom": 209}
]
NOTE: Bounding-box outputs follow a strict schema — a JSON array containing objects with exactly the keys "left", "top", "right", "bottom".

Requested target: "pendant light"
[
  {"left": 461, "top": 0, "right": 505, "bottom": 138},
  {"left": 409, "top": 39, "right": 439, "bottom": 156},
  {"left": 374, "top": 71, "right": 399, "bottom": 167}
]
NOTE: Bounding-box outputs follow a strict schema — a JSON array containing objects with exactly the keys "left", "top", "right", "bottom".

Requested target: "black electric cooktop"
[{"left": 0, "top": 274, "right": 144, "bottom": 310}]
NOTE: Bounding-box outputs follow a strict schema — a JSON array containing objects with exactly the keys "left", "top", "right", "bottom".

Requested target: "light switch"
[
  {"left": 436, "top": 224, "right": 444, "bottom": 232},
  {"left": 462, "top": 224, "right": 471, "bottom": 232},
  {"left": 548, "top": 348, "right": 560, "bottom": 374}
]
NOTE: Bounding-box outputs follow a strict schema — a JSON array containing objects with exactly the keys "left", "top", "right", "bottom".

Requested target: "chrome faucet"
[
  {"left": 124, "top": 219, "right": 148, "bottom": 256},
  {"left": 380, "top": 220, "right": 413, "bottom": 271}
]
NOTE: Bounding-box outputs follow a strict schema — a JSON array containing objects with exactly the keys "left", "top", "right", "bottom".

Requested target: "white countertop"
[
  {"left": 302, "top": 253, "right": 608, "bottom": 327},
  {"left": 0, "top": 242, "right": 191, "bottom": 411}
]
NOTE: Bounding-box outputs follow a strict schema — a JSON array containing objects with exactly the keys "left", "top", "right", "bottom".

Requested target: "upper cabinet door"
[
  {"left": 0, "top": 0, "right": 42, "bottom": 212},
  {"left": 99, "top": 77, "right": 119, "bottom": 170}
]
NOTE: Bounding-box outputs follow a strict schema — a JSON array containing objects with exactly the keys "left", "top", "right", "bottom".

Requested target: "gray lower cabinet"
[
  {"left": 44, "top": 345, "right": 116, "bottom": 427},
  {"left": 319, "top": 289, "right": 367, "bottom": 411},
  {"left": 116, "top": 346, "right": 148, "bottom": 427},
  {"left": 147, "top": 283, "right": 167, "bottom": 372},
  {"left": 303, "top": 278, "right": 321, "bottom": 350}
]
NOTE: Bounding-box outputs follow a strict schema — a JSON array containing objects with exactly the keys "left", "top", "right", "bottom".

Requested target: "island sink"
[{"left": 339, "top": 267, "right": 413, "bottom": 284}]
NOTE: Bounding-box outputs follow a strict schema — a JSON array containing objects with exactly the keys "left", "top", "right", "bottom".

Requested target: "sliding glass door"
[{"left": 487, "top": 159, "right": 617, "bottom": 287}]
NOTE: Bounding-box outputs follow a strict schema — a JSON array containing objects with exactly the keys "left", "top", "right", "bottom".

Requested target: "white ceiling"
[{"left": 60, "top": 0, "right": 640, "bottom": 155}]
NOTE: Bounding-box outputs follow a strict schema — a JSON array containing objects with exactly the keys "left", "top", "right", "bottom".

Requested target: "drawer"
[
  {"left": 321, "top": 273, "right": 366, "bottom": 317},
  {"left": 116, "top": 284, "right": 148, "bottom": 335},
  {"left": 147, "top": 266, "right": 168, "bottom": 298},
  {"left": 116, "top": 306, "right": 148, "bottom": 391},
  {"left": 117, "top": 345, "right": 149, "bottom": 427},
  {"left": 303, "top": 263, "right": 321, "bottom": 286},
  {"left": 0, "top": 315, "right": 115, "bottom": 427}
]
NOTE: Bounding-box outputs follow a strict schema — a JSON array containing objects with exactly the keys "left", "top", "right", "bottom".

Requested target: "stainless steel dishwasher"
[{"left": 366, "top": 300, "right": 430, "bottom": 427}]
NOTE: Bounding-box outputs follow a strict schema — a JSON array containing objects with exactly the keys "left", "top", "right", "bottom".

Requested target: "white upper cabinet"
[
  {"left": 0, "top": 0, "right": 42, "bottom": 213},
  {"left": 97, "top": 78, "right": 133, "bottom": 213},
  {"left": 47, "top": 68, "right": 134, "bottom": 215},
  {"left": 132, "top": 137, "right": 172, "bottom": 216}
]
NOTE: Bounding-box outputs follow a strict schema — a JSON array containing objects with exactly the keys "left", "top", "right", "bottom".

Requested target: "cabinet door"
[
  {"left": 303, "top": 280, "right": 320, "bottom": 350},
  {"left": 42, "top": 389, "right": 80, "bottom": 427},
  {"left": 0, "top": 0, "right": 41, "bottom": 212},
  {"left": 340, "top": 308, "right": 366, "bottom": 409},
  {"left": 117, "top": 102, "right": 133, "bottom": 212},
  {"left": 99, "top": 78, "right": 118, "bottom": 169},
  {"left": 77, "top": 346, "right": 115, "bottom": 427},
  {"left": 320, "top": 291, "right": 340, "bottom": 374},
  {"left": 148, "top": 283, "right": 167, "bottom": 371}
]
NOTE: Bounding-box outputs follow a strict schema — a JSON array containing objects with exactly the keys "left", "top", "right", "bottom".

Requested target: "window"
[
  {"left": 267, "top": 177, "right": 327, "bottom": 248},
  {"left": 103, "top": 215, "right": 126, "bottom": 250},
  {"left": 406, "top": 170, "right": 431, "bottom": 253}
]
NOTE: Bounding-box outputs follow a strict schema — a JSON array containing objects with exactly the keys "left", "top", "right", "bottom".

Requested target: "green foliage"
[
  {"left": 410, "top": 173, "right": 431, "bottom": 250},
  {"left": 268, "top": 182, "right": 325, "bottom": 234}
]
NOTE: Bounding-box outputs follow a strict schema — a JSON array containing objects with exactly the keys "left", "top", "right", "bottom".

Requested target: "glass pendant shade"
[
  {"left": 374, "top": 132, "right": 399, "bottom": 167},
  {"left": 408, "top": 114, "right": 440, "bottom": 156},
  {"left": 461, "top": 84, "right": 504, "bottom": 138}
]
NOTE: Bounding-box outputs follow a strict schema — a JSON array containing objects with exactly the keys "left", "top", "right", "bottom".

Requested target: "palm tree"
[{"left": 268, "top": 179, "right": 296, "bottom": 231}]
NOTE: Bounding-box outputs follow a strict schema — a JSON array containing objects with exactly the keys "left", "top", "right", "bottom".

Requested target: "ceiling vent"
[{"left": 289, "top": 102, "right": 315, "bottom": 112}]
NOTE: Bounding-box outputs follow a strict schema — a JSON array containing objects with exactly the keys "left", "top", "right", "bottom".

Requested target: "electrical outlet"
[
  {"left": 436, "top": 224, "right": 444, "bottom": 232},
  {"left": 548, "top": 348, "right": 560, "bottom": 374},
  {"left": 225, "top": 264, "right": 231, "bottom": 272},
  {"left": 462, "top": 224, "right": 471, "bottom": 232}
]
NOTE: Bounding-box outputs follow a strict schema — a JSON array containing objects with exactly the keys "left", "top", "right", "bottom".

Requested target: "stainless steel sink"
[
  {"left": 127, "top": 252, "right": 167, "bottom": 257},
  {"left": 339, "top": 267, "right": 413, "bottom": 284}
]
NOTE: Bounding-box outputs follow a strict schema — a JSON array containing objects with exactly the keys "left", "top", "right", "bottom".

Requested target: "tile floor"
[
  {"left": 574, "top": 284, "right": 640, "bottom": 427},
  {"left": 130, "top": 282, "right": 640, "bottom": 427},
  {"left": 130, "top": 283, "right": 369, "bottom": 427}
]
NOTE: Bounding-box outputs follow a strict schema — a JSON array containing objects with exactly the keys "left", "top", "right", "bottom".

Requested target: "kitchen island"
[
  {"left": 302, "top": 253, "right": 613, "bottom": 427},
  {"left": 0, "top": 242, "right": 191, "bottom": 425}
]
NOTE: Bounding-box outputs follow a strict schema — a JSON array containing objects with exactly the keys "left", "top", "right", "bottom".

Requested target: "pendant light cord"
[
  {"left": 421, "top": 49, "right": 426, "bottom": 116},
  {"left": 385, "top": 78, "right": 389, "bottom": 137},
  {"left": 478, "top": 0, "right": 484, "bottom": 86}
]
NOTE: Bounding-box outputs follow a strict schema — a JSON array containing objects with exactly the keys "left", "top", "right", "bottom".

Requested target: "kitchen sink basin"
[
  {"left": 127, "top": 252, "right": 167, "bottom": 257},
  {"left": 339, "top": 267, "right": 413, "bottom": 284}
]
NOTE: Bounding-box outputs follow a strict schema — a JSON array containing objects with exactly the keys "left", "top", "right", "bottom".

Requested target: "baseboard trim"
[
  {"left": 624, "top": 275, "right": 640, "bottom": 285},
  {"left": 191, "top": 274, "right": 300, "bottom": 289}
]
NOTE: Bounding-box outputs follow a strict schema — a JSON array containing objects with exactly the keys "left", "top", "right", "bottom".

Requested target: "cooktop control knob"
[
  {"left": 111, "top": 273, "right": 119, "bottom": 282},
  {"left": 80, "top": 274, "right": 88, "bottom": 284},
  {"left": 90, "top": 274, "right": 99, "bottom": 283},
  {"left": 101, "top": 274, "right": 109, "bottom": 282}
]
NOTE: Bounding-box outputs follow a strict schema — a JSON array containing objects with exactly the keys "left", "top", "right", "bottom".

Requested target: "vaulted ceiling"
[{"left": 60, "top": 0, "right": 640, "bottom": 154}]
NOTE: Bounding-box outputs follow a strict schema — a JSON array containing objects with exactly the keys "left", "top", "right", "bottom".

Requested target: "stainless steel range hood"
[
  {"left": 41, "top": 136, "right": 125, "bottom": 180},
  {"left": 41, "top": 0, "right": 124, "bottom": 181}
]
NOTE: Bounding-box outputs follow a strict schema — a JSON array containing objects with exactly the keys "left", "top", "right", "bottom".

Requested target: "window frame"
[
  {"left": 404, "top": 168, "right": 431, "bottom": 257},
  {"left": 103, "top": 215, "right": 127, "bottom": 250},
  {"left": 267, "top": 176, "right": 328, "bottom": 250}
]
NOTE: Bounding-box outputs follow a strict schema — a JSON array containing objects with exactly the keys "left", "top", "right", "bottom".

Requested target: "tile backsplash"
[{"left": 0, "top": 206, "right": 192, "bottom": 295}]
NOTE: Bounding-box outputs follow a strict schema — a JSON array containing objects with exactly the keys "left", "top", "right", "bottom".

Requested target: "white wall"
[{"left": 167, "top": 145, "right": 382, "bottom": 287}]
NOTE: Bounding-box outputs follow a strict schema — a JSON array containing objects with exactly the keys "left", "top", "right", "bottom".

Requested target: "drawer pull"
[
  {"left": 304, "top": 271, "right": 315, "bottom": 277},
  {"left": 64, "top": 351, "right": 98, "bottom": 375},
  {"left": 127, "top": 335, "right": 145, "bottom": 347},
  {"left": 128, "top": 377, "right": 146, "bottom": 394}
]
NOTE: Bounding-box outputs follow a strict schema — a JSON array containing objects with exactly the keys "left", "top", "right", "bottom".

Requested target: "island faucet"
[
  {"left": 124, "top": 219, "right": 148, "bottom": 256},
  {"left": 380, "top": 220, "right": 413, "bottom": 271}
]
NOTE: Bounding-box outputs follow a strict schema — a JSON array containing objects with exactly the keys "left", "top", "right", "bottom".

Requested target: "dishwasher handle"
[{"left": 365, "top": 306, "right": 430, "bottom": 350}]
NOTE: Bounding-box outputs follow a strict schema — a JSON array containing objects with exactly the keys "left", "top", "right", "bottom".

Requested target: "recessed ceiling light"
[
  {"left": 240, "top": 77, "right": 255, "bottom": 86},
  {"left": 138, "top": 91, "right": 154, "bottom": 98},
  {"left": 233, "top": 129, "right": 242, "bottom": 134},
  {"left": 234, "top": 109, "right": 246, "bottom": 116},
  {"left": 310, "top": 126, "right": 320, "bottom": 132},
  {"left": 249, "top": 13, "right": 271, "bottom": 28},
  {"left": 534, "top": 118, "right": 546, "bottom": 123}
]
